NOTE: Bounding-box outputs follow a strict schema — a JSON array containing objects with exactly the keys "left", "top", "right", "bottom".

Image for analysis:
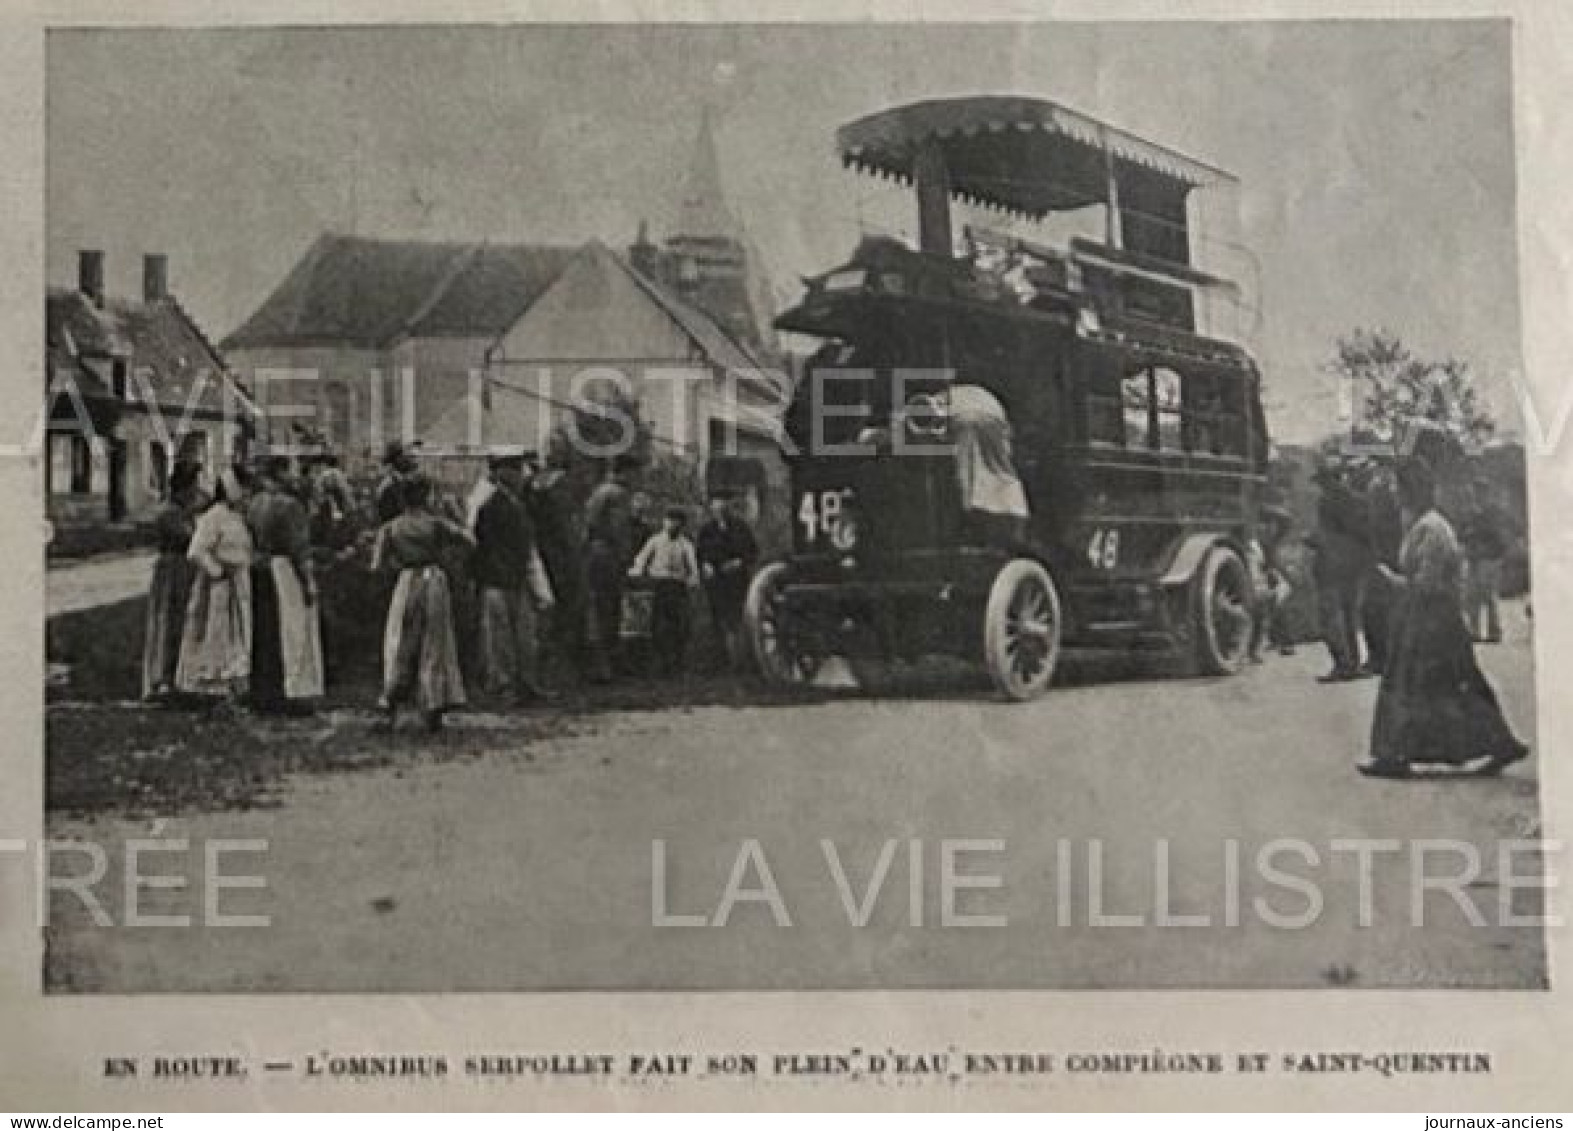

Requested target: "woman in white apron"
[{"left": 175, "top": 467, "right": 254, "bottom": 701}]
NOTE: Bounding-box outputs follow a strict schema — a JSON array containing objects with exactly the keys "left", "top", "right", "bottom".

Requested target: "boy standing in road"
[{"left": 629, "top": 507, "right": 701, "bottom": 678}]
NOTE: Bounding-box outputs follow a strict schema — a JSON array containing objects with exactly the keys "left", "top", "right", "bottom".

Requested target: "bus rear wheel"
[
  {"left": 983, "top": 558, "right": 1062, "bottom": 701},
  {"left": 1194, "top": 545, "right": 1253, "bottom": 675}
]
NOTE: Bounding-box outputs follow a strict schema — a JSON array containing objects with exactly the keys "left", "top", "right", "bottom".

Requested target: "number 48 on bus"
[{"left": 1087, "top": 527, "right": 1120, "bottom": 571}]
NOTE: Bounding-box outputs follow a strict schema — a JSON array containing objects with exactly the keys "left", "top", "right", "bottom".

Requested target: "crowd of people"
[
  {"left": 1301, "top": 454, "right": 1515, "bottom": 682},
  {"left": 1254, "top": 451, "right": 1530, "bottom": 780},
  {"left": 139, "top": 440, "right": 761, "bottom": 730},
  {"left": 134, "top": 436, "right": 1530, "bottom": 774}
]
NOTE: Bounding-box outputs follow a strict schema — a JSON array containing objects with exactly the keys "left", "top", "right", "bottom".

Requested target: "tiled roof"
[
  {"left": 222, "top": 232, "right": 786, "bottom": 409},
  {"left": 46, "top": 288, "right": 243, "bottom": 415},
  {"left": 47, "top": 287, "right": 131, "bottom": 359},
  {"left": 414, "top": 244, "right": 579, "bottom": 337},
  {"left": 223, "top": 234, "right": 578, "bottom": 349}
]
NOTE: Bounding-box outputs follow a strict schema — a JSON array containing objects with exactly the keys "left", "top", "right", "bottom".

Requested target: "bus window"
[
  {"left": 1082, "top": 352, "right": 1127, "bottom": 447},
  {"left": 1121, "top": 370, "right": 1152, "bottom": 449},
  {"left": 1184, "top": 369, "right": 1247, "bottom": 457},
  {"left": 1153, "top": 367, "right": 1185, "bottom": 451}
]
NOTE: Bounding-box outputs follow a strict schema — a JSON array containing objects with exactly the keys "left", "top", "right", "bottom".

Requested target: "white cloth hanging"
[{"left": 948, "top": 384, "right": 1029, "bottom": 518}]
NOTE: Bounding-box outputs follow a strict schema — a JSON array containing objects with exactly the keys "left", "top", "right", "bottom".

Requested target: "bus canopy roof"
[{"left": 836, "top": 96, "right": 1234, "bottom": 220}]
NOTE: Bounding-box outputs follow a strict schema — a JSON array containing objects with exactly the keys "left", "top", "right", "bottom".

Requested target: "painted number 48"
[
  {"left": 799, "top": 489, "right": 851, "bottom": 542},
  {"left": 1087, "top": 527, "right": 1120, "bottom": 570}
]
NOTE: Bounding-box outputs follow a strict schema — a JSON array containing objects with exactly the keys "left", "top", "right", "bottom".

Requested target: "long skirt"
[
  {"left": 477, "top": 585, "right": 540, "bottom": 697},
  {"left": 251, "top": 557, "right": 325, "bottom": 705},
  {"left": 175, "top": 568, "right": 252, "bottom": 696},
  {"left": 141, "top": 552, "right": 192, "bottom": 698},
  {"left": 383, "top": 566, "right": 466, "bottom": 713},
  {"left": 1369, "top": 588, "right": 1522, "bottom": 766}
]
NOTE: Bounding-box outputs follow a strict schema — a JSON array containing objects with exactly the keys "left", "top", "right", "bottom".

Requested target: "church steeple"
[
  {"left": 656, "top": 108, "right": 776, "bottom": 355},
  {"left": 676, "top": 107, "right": 741, "bottom": 242}
]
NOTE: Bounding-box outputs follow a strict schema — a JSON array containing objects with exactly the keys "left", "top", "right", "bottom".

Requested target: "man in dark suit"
[
  {"left": 696, "top": 491, "right": 759, "bottom": 671},
  {"left": 1311, "top": 458, "right": 1372, "bottom": 682},
  {"left": 473, "top": 449, "right": 556, "bottom": 704}
]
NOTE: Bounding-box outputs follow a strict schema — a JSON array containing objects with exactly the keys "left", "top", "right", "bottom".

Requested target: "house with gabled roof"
[
  {"left": 46, "top": 251, "right": 259, "bottom": 530},
  {"left": 223, "top": 117, "right": 789, "bottom": 526},
  {"left": 225, "top": 230, "right": 788, "bottom": 514},
  {"left": 223, "top": 235, "right": 580, "bottom": 461},
  {"left": 480, "top": 238, "right": 786, "bottom": 467}
]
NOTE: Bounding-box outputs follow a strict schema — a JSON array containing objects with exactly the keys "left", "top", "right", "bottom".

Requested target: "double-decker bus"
[{"left": 744, "top": 96, "right": 1272, "bottom": 700}]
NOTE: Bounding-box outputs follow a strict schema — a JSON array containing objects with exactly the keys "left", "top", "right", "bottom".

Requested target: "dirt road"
[{"left": 43, "top": 606, "right": 1547, "bottom": 992}]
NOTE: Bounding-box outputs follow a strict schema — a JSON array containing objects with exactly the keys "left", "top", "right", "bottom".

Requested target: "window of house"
[
  {"left": 50, "top": 434, "right": 93, "bottom": 494},
  {"left": 326, "top": 385, "right": 353, "bottom": 449},
  {"left": 178, "top": 430, "right": 210, "bottom": 472},
  {"left": 148, "top": 441, "right": 169, "bottom": 498},
  {"left": 48, "top": 435, "right": 72, "bottom": 496},
  {"left": 88, "top": 437, "right": 107, "bottom": 494},
  {"left": 111, "top": 360, "right": 128, "bottom": 401}
]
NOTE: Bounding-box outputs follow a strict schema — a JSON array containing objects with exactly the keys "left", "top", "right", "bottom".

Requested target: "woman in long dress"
[
  {"left": 1360, "top": 457, "right": 1530, "bottom": 778},
  {"left": 141, "top": 461, "right": 201, "bottom": 700},
  {"left": 175, "top": 467, "right": 254, "bottom": 700},
  {"left": 371, "top": 474, "right": 473, "bottom": 730},
  {"left": 246, "top": 456, "right": 325, "bottom": 712}
]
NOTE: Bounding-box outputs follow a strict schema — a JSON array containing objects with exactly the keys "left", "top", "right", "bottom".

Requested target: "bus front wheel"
[{"left": 1194, "top": 545, "right": 1254, "bottom": 675}]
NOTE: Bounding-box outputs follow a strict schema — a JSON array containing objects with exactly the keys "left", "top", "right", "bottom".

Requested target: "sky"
[{"left": 46, "top": 21, "right": 1522, "bottom": 442}]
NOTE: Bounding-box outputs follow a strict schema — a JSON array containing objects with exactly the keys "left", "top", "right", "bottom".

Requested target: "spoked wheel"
[
  {"left": 983, "top": 558, "right": 1062, "bottom": 701},
  {"left": 744, "top": 561, "right": 821, "bottom": 687},
  {"left": 1194, "top": 545, "right": 1254, "bottom": 675}
]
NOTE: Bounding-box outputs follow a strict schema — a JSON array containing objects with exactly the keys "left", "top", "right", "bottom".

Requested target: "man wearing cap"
[{"left": 472, "top": 447, "right": 556, "bottom": 704}]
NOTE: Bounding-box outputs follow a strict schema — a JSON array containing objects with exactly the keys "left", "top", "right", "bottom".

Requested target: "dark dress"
[
  {"left": 141, "top": 502, "right": 194, "bottom": 699},
  {"left": 1368, "top": 509, "right": 1524, "bottom": 767},
  {"left": 246, "top": 486, "right": 324, "bottom": 708}
]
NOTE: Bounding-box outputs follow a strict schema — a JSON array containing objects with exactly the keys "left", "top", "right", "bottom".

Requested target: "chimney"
[
  {"left": 78, "top": 250, "right": 105, "bottom": 307},
  {"left": 143, "top": 253, "right": 168, "bottom": 303},
  {"left": 628, "top": 220, "right": 660, "bottom": 280}
]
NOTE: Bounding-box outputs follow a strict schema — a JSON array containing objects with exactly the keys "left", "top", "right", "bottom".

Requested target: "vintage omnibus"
[{"left": 744, "top": 96, "right": 1272, "bottom": 700}]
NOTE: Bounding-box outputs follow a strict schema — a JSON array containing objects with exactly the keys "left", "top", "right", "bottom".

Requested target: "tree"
[
  {"left": 549, "top": 383, "right": 703, "bottom": 513},
  {"left": 1326, "top": 328, "right": 1496, "bottom": 450}
]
